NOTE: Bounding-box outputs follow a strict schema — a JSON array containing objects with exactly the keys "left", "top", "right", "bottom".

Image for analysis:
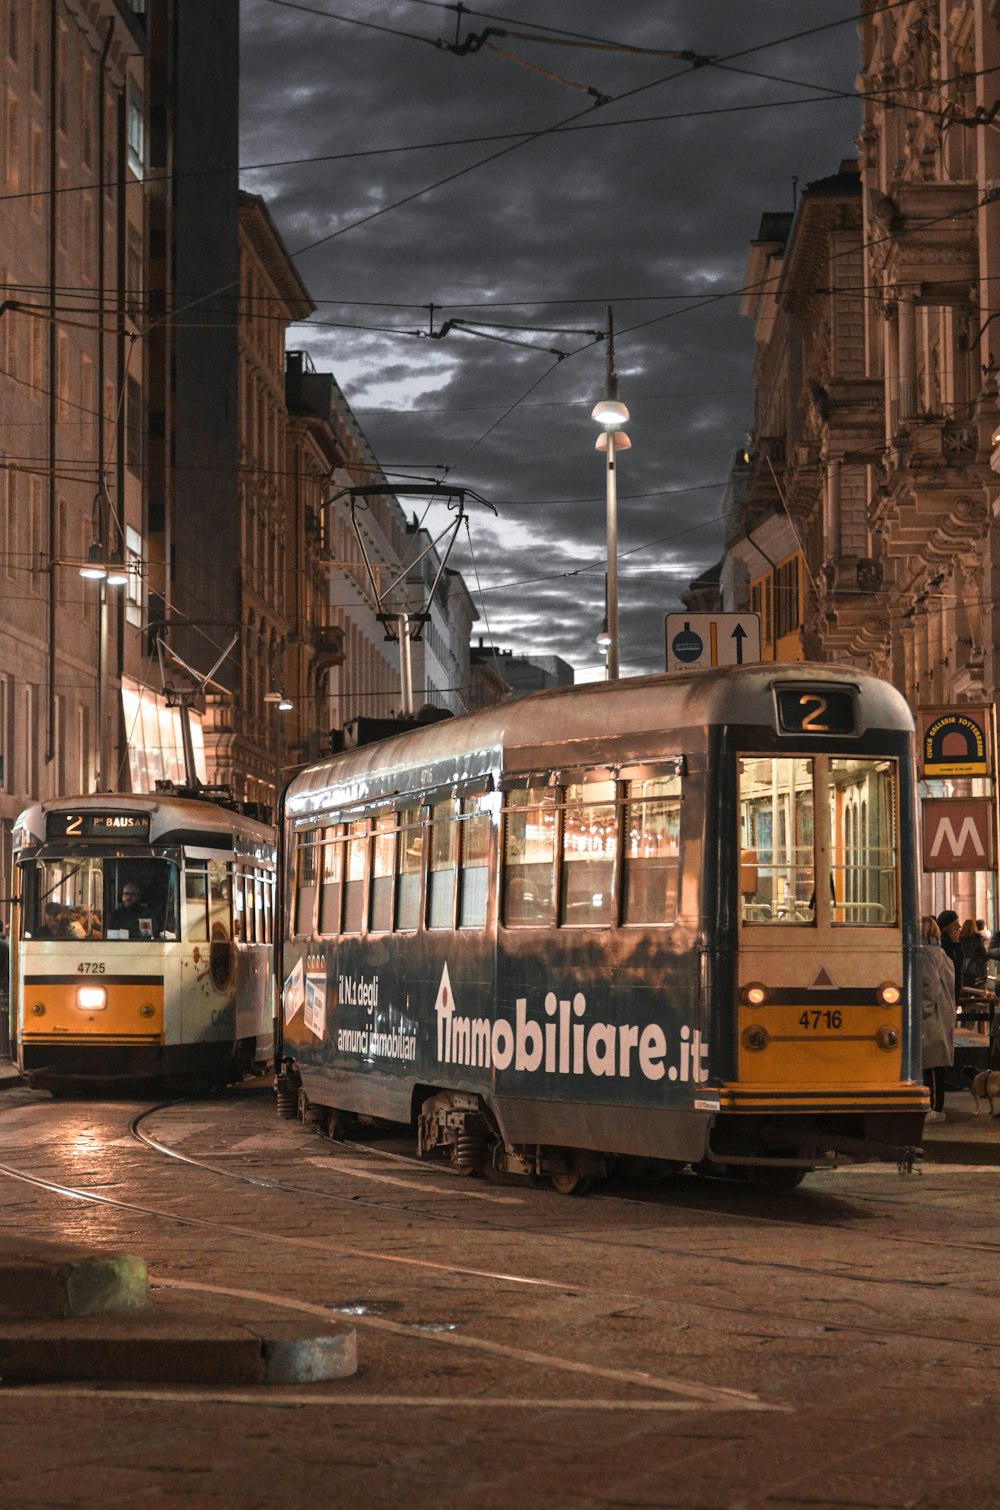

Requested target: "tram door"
[{"left": 735, "top": 754, "right": 904, "bottom": 1089}]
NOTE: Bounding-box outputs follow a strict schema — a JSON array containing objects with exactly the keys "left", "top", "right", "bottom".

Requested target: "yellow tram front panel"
[
  {"left": 20, "top": 975, "right": 164, "bottom": 1044},
  {"left": 727, "top": 938, "right": 924, "bottom": 1113}
]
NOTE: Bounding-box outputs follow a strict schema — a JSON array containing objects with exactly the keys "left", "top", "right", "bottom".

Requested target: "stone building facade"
[
  {"left": 0, "top": 0, "right": 150, "bottom": 893},
  {"left": 0, "top": 0, "right": 480, "bottom": 898},
  {"left": 714, "top": 0, "right": 1000, "bottom": 920}
]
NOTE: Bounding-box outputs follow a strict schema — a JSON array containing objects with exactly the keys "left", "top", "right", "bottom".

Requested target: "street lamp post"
[{"left": 591, "top": 306, "right": 630, "bottom": 681}]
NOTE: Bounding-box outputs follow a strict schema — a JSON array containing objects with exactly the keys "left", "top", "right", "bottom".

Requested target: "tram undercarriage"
[{"left": 281, "top": 1073, "right": 926, "bottom": 1195}]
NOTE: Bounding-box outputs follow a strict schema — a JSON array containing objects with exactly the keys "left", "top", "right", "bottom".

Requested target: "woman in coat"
[
  {"left": 958, "top": 917, "right": 990, "bottom": 989},
  {"left": 920, "top": 915, "right": 957, "bottom": 1122},
  {"left": 935, "top": 910, "right": 962, "bottom": 1002}
]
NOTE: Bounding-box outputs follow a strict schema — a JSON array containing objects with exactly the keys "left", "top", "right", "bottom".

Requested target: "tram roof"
[
  {"left": 14, "top": 791, "right": 275, "bottom": 847},
  {"left": 286, "top": 663, "right": 913, "bottom": 812}
]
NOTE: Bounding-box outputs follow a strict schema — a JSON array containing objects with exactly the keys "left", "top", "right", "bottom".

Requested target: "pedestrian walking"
[{"left": 921, "top": 915, "right": 957, "bottom": 1121}]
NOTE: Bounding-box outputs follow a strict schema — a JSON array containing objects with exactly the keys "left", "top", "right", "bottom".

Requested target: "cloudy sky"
[{"left": 239, "top": 0, "right": 861, "bottom": 681}]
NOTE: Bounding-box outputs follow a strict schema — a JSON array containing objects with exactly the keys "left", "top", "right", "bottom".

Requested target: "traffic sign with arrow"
[{"left": 665, "top": 613, "right": 761, "bottom": 672}]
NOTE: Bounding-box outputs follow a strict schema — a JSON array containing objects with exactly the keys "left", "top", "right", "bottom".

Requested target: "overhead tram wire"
[
  {"left": 1, "top": 3, "right": 986, "bottom": 222},
  {"left": 6, "top": 5, "right": 958, "bottom": 472},
  {"left": 276, "top": 4, "right": 927, "bottom": 265}
]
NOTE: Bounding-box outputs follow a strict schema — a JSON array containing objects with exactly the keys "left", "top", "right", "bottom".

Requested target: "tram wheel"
[
  {"left": 549, "top": 1170, "right": 593, "bottom": 1197},
  {"left": 746, "top": 1167, "right": 807, "bottom": 1190}
]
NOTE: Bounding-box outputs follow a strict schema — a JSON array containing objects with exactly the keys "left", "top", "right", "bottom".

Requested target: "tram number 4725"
[{"left": 799, "top": 1009, "right": 843, "bottom": 1030}]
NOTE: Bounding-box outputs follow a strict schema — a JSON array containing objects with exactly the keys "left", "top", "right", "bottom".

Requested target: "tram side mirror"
[{"left": 740, "top": 849, "right": 758, "bottom": 897}]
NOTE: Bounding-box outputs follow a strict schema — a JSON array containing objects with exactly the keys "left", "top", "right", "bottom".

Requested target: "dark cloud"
[{"left": 240, "top": 0, "right": 859, "bottom": 678}]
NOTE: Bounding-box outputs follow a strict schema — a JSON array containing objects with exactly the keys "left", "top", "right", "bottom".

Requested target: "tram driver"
[{"left": 108, "top": 883, "right": 159, "bottom": 940}]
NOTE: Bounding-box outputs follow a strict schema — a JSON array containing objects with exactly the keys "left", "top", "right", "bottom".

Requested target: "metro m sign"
[{"left": 922, "top": 798, "right": 994, "bottom": 872}]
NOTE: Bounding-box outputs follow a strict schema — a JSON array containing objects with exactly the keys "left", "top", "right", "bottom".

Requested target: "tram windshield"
[
  {"left": 739, "top": 756, "right": 898, "bottom": 926},
  {"left": 23, "top": 857, "right": 180, "bottom": 941}
]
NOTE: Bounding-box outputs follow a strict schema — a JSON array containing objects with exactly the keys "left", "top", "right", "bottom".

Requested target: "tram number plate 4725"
[{"left": 798, "top": 1009, "right": 843, "bottom": 1030}]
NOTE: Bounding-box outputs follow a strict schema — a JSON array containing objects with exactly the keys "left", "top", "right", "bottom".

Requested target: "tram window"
[
  {"left": 257, "top": 872, "right": 271, "bottom": 945},
  {"left": 828, "top": 758, "right": 898, "bottom": 926},
  {"left": 343, "top": 819, "right": 368, "bottom": 933},
  {"left": 624, "top": 776, "right": 680, "bottom": 925},
  {"left": 244, "top": 869, "right": 258, "bottom": 942},
  {"left": 103, "top": 862, "right": 177, "bottom": 940},
  {"left": 561, "top": 781, "right": 617, "bottom": 926},
  {"left": 427, "top": 800, "right": 458, "bottom": 930},
  {"left": 26, "top": 857, "right": 104, "bottom": 939},
  {"left": 395, "top": 806, "right": 424, "bottom": 931},
  {"left": 208, "top": 860, "right": 231, "bottom": 940},
  {"left": 234, "top": 869, "right": 252, "bottom": 942},
  {"left": 370, "top": 813, "right": 395, "bottom": 933},
  {"left": 738, "top": 758, "right": 815, "bottom": 924},
  {"left": 503, "top": 786, "right": 556, "bottom": 926},
  {"left": 264, "top": 873, "right": 275, "bottom": 943},
  {"left": 318, "top": 826, "right": 344, "bottom": 937},
  {"left": 28, "top": 858, "right": 178, "bottom": 941},
  {"left": 294, "top": 832, "right": 319, "bottom": 937},
  {"left": 184, "top": 866, "right": 209, "bottom": 941},
  {"left": 458, "top": 794, "right": 491, "bottom": 929}
]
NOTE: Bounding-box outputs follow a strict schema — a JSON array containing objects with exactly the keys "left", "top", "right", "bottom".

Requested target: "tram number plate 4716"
[{"left": 798, "top": 1009, "right": 843, "bottom": 1030}]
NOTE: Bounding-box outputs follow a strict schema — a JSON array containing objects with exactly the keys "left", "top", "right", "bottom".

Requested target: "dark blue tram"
[{"left": 276, "top": 664, "right": 927, "bottom": 1191}]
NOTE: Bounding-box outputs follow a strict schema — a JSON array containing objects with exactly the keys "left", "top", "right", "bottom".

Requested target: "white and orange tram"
[{"left": 11, "top": 792, "right": 276, "bottom": 1092}]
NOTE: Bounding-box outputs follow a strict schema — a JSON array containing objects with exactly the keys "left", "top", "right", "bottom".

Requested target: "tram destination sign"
[
  {"left": 46, "top": 811, "right": 150, "bottom": 840},
  {"left": 665, "top": 613, "right": 761, "bottom": 673}
]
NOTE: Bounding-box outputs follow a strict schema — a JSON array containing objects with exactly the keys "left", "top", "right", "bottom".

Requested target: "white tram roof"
[
  {"left": 286, "top": 663, "right": 913, "bottom": 819},
  {"left": 15, "top": 791, "right": 275, "bottom": 849}
]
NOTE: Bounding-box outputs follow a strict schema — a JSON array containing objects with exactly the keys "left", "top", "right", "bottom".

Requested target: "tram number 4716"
[{"left": 799, "top": 1009, "right": 843, "bottom": 1030}]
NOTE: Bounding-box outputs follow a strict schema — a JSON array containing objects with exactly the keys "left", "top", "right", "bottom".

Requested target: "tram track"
[
  {"left": 1, "top": 1090, "right": 1000, "bottom": 1413},
  {"left": 5, "top": 1091, "right": 1000, "bottom": 1313}
]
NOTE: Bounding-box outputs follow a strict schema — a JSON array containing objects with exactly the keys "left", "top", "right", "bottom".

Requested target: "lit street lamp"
[{"left": 591, "top": 306, "right": 630, "bottom": 681}]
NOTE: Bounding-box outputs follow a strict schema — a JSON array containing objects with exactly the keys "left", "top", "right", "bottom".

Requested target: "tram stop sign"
[{"left": 665, "top": 613, "right": 761, "bottom": 673}]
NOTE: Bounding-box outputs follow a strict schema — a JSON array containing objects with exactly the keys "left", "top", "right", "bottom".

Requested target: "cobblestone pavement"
[{"left": 0, "top": 1076, "right": 997, "bottom": 1509}]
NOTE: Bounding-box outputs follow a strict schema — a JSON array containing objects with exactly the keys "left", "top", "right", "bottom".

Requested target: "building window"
[
  {"left": 4, "top": 89, "right": 18, "bottom": 190},
  {"left": 29, "top": 124, "right": 42, "bottom": 216},
  {"left": 774, "top": 556, "right": 800, "bottom": 641},
  {"left": 126, "top": 224, "right": 143, "bottom": 319},
  {"left": 56, "top": 330, "right": 69, "bottom": 421},
  {"left": 127, "top": 81, "right": 144, "bottom": 178},
  {"left": 125, "top": 525, "right": 142, "bottom": 626},
  {"left": 80, "top": 61, "right": 93, "bottom": 166},
  {"left": 6, "top": 470, "right": 17, "bottom": 578},
  {"left": 28, "top": 476, "right": 42, "bottom": 588},
  {"left": 56, "top": 24, "right": 68, "bottom": 134},
  {"left": 29, "top": 0, "right": 41, "bottom": 96},
  {"left": 81, "top": 196, "right": 94, "bottom": 284},
  {"left": 126, "top": 374, "right": 143, "bottom": 472},
  {"left": 80, "top": 356, "right": 94, "bottom": 455}
]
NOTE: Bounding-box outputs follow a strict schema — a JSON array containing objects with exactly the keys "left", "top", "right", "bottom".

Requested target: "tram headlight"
[
  {"left": 875, "top": 1025, "right": 899, "bottom": 1051},
  {"left": 877, "top": 982, "right": 901, "bottom": 1007},
  {"left": 77, "top": 987, "right": 107, "bottom": 1011},
  {"left": 741, "top": 982, "right": 768, "bottom": 1007}
]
